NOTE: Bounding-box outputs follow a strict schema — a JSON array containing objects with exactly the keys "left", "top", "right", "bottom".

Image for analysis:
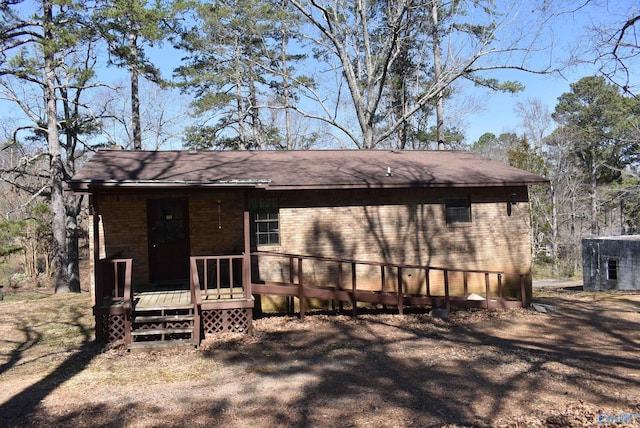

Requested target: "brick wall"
[
  {"left": 91, "top": 185, "right": 532, "bottom": 302},
  {"left": 188, "top": 191, "right": 245, "bottom": 255},
  {"left": 93, "top": 190, "right": 246, "bottom": 288},
  {"left": 254, "top": 186, "right": 532, "bottom": 299},
  {"left": 96, "top": 194, "right": 148, "bottom": 285}
]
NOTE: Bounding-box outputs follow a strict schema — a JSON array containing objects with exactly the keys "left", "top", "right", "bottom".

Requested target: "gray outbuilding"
[{"left": 582, "top": 236, "right": 640, "bottom": 291}]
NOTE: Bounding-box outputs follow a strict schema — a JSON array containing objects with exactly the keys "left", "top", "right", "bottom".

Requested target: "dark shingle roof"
[{"left": 67, "top": 149, "right": 549, "bottom": 192}]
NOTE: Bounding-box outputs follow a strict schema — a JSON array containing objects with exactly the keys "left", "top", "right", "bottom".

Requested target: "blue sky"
[
  {"left": 463, "top": 70, "right": 578, "bottom": 143},
  {"left": 460, "top": 0, "right": 639, "bottom": 144}
]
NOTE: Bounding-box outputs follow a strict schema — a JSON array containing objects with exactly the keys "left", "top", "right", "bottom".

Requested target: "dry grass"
[{"left": 1, "top": 286, "right": 640, "bottom": 427}]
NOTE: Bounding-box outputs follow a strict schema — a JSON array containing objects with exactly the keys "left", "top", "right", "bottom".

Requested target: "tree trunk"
[
  {"left": 44, "top": 0, "right": 70, "bottom": 293},
  {"left": 249, "top": 74, "right": 261, "bottom": 148},
  {"left": 130, "top": 33, "right": 142, "bottom": 150},
  {"left": 66, "top": 200, "right": 81, "bottom": 292},
  {"left": 431, "top": 0, "right": 445, "bottom": 150},
  {"left": 590, "top": 152, "right": 598, "bottom": 236},
  {"left": 61, "top": 73, "right": 83, "bottom": 292},
  {"left": 362, "top": 127, "right": 374, "bottom": 150},
  {"left": 234, "top": 34, "right": 247, "bottom": 150},
  {"left": 281, "top": 18, "right": 292, "bottom": 150}
]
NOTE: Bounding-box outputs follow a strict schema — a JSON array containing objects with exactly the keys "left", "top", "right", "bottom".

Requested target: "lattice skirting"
[
  {"left": 202, "top": 308, "right": 252, "bottom": 336},
  {"left": 96, "top": 313, "right": 126, "bottom": 343}
]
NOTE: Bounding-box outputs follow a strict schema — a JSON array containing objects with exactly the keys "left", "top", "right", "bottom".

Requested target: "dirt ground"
[{"left": 1, "top": 286, "right": 640, "bottom": 427}]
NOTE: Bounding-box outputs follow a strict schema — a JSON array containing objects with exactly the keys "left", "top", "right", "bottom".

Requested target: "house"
[
  {"left": 582, "top": 236, "right": 640, "bottom": 291},
  {"left": 67, "top": 149, "right": 548, "bottom": 349}
]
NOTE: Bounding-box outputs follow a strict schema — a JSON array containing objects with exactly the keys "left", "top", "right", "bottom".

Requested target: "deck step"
[
  {"left": 128, "top": 339, "right": 197, "bottom": 351},
  {"left": 131, "top": 327, "right": 193, "bottom": 336},
  {"left": 133, "top": 314, "right": 195, "bottom": 323}
]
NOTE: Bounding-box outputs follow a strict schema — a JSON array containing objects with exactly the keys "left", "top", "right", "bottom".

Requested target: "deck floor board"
[
  {"left": 132, "top": 289, "right": 248, "bottom": 309},
  {"left": 135, "top": 291, "right": 191, "bottom": 309}
]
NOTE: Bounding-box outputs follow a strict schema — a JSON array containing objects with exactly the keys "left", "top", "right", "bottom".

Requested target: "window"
[
  {"left": 607, "top": 259, "right": 618, "bottom": 281},
  {"left": 250, "top": 198, "right": 279, "bottom": 245},
  {"left": 445, "top": 197, "right": 471, "bottom": 224}
]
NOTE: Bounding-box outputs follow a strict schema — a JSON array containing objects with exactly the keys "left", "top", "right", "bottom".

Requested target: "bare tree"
[
  {"left": 286, "top": 0, "right": 553, "bottom": 149},
  {"left": 1, "top": 1, "right": 102, "bottom": 292},
  {"left": 98, "top": 79, "right": 189, "bottom": 150},
  {"left": 583, "top": 2, "right": 640, "bottom": 97}
]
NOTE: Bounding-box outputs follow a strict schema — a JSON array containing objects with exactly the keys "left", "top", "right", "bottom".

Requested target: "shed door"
[{"left": 147, "top": 199, "right": 190, "bottom": 283}]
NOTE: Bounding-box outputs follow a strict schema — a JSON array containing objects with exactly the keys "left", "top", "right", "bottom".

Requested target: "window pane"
[
  {"left": 445, "top": 198, "right": 471, "bottom": 223},
  {"left": 608, "top": 259, "right": 618, "bottom": 280},
  {"left": 251, "top": 198, "right": 280, "bottom": 245}
]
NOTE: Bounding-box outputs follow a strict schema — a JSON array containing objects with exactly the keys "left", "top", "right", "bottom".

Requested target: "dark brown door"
[{"left": 147, "top": 199, "right": 190, "bottom": 283}]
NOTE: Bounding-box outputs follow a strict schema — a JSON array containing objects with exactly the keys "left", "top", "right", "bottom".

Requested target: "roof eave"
[
  {"left": 66, "top": 178, "right": 550, "bottom": 193},
  {"left": 65, "top": 180, "right": 270, "bottom": 193},
  {"left": 265, "top": 180, "right": 550, "bottom": 190}
]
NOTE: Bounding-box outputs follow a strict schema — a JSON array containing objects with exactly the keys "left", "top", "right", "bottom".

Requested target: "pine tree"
[
  {"left": 93, "top": 0, "right": 184, "bottom": 150},
  {"left": 175, "top": 0, "right": 311, "bottom": 150},
  {"left": 553, "top": 75, "right": 640, "bottom": 235}
]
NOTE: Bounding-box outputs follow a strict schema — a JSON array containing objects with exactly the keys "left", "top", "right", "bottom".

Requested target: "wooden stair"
[{"left": 128, "top": 303, "right": 197, "bottom": 350}]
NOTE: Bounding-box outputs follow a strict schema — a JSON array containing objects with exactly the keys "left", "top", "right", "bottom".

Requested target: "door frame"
[{"left": 147, "top": 198, "right": 190, "bottom": 284}]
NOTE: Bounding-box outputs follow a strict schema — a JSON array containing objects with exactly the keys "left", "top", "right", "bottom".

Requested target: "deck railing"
[
  {"left": 251, "top": 251, "right": 529, "bottom": 317},
  {"left": 189, "top": 255, "right": 251, "bottom": 301},
  {"left": 96, "top": 258, "right": 133, "bottom": 305},
  {"left": 97, "top": 258, "right": 133, "bottom": 344}
]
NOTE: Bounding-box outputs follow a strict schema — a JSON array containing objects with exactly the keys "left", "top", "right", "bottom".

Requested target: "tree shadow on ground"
[
  {"left": 199, "top": 296, "right": 640, "bottom": 426},
  {"left": 4, "top": 294, "right": 639, "bottom": 427},
  {"left": 0, "top": 306, "right": 102, "bottom": 428}
]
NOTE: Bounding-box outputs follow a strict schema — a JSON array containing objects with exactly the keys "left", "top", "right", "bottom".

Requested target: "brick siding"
[
  {"left": 255, "top": 187, "right": 531, "bottom": 299},
  {"left": 91, "top": 185, "right": 532, "bottom": 303}
]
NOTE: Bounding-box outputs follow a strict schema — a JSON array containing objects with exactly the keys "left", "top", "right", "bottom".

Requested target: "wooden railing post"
[
  {"left": 91, "top": 198, "right": 101, "bottom": 307},
  {"left": 95, "top": 262, "right": 104, "bottom": 305},
  {"left": 202, "top": 258, "right": 208, "bottom": 295},
  {"left": 216, "top": 258, "right": 221, "bottom": 296},
  {"left": 485, "top": 272, "right": 491, "bottom": 309},
  {"left": 397, "top": 267, "right": 404, "bottom": 315},
  {"left": 443, "top": 270, "right": 450, "bottom": 312},
  {"left": 243, "top": 210, "right": 252, "bottom": 300},
  {"left": 425, "top": 268, "right": 430, "bottom": 297},
  {"left": 520, "top": 274, "right": 529, "bottom": 308},
  {"left": 335, "top": 261, "right": 343, "bottom": 314},
  {"left": 122, "top": 259, "right": 133, "bottom": 346},
  {"left": 189, "top": 257, "right": 202, "bottom": 345},
  {"left": 289, "top": 256, "right": 295, "bottom": 314},
  {"left": 351, "top": 262, "right": 357, "bottom": 318},
  {"left": 381, "top": 265, "right": 387, "bottom": 310},
  {"left": 229, "top": 258, "right": 235, "bottom": 299},
  {"left": 298, "top": 258, "right": 305, "bottom": 319},
  {"left": 243, "top": 254, "right": 251, "bottom": 300},
  {"left": 463, "top": 272, "right": 468, "bottom": 298}
]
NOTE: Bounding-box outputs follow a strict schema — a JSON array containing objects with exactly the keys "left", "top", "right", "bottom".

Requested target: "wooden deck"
[
  {"left": 251, "top": 251, "right": 530, "bottom": 318},
  {"left": 130, "top": 289, "right": 249, "bottom": 310},
  {"left": 95, "top": 253, "right": 528, "bottom": 347},
  {"left": 133, "top": 290, "right": 191, "bottom": 309},
  {"left": 97, "top": 253, "right": 529, "bottom": 315}
]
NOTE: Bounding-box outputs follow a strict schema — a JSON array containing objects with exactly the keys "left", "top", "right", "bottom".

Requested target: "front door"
[{"left": 147, "top": 199, "right": 190, "bottom": 283}]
